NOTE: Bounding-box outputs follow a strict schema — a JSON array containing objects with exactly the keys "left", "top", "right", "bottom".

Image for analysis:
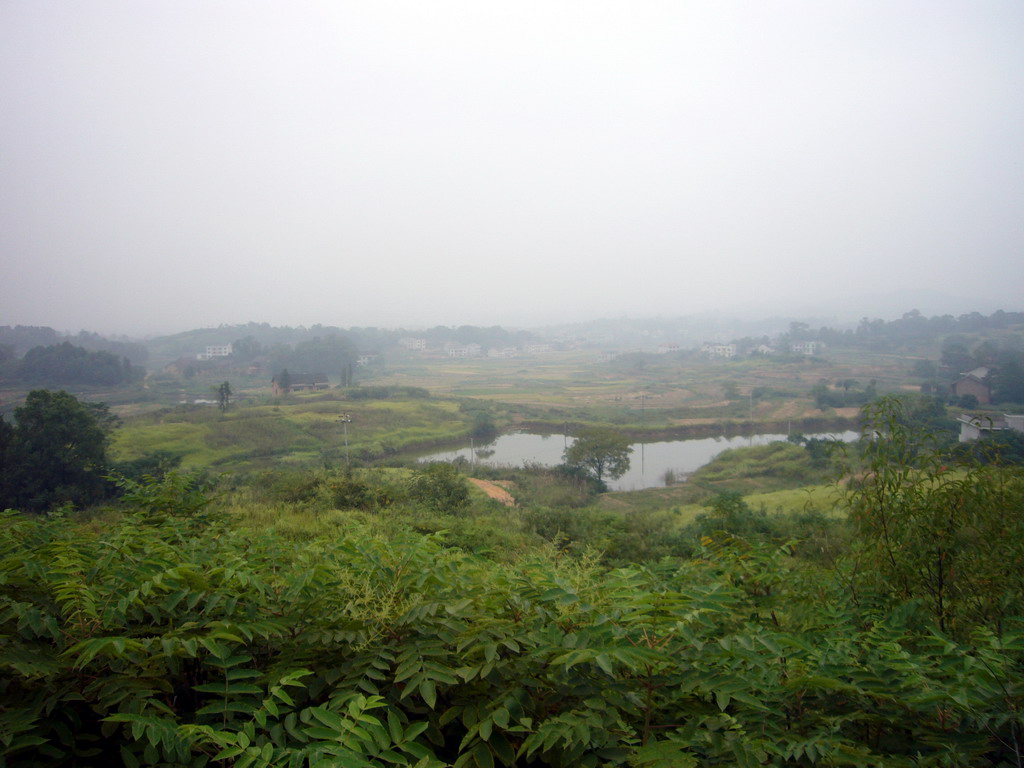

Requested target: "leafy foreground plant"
[
  {"left": 847, "top": 396, "right": 1024, "bottom": 636},
  {"left": 1, "top": 474, "right": 1023, "bottom": 766}
]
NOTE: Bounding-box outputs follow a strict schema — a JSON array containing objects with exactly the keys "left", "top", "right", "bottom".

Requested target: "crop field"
[
  {"left": 101, "top": 341, "right": 927, "bottom": 478},
  {"left": 110, "top": 392, "right": 470, "bottom": 470},
  {"left": 363, "top": 346, "right": 910, "bottom": 420}
]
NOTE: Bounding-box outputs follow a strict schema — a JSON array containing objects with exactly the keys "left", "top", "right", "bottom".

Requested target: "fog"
[{"left": 2, "top": 2, "right": 1022, "bottom": 336}]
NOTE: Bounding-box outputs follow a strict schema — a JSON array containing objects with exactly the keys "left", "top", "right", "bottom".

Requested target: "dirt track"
[{"left": 468, "top": 478, "right": 516, "bottom": 506}]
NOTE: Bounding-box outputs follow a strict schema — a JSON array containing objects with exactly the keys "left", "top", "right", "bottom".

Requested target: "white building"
[
  {"left": 790, "top": 341, "right": 822, "bottom": 356},
  {"left": 398, "top": 337, "right": 427, "bottom": 351},
  {"left": 700, "top": 343, "right": 736, "bottom": 358},
  {"left": 197, "top": 343, "right": 233, "bottom": 360},
  {"left": 445, "top": 343, "right": 482, "bottom": 357},
  {"left": 522, "top": 343, "right": 552, "bottom": 354},
  {"left": 488, "top": 347, "right": 519, "bottom": 358},
  {"left": 958, "top": 413, "right": 1024, "bottom": 442}
]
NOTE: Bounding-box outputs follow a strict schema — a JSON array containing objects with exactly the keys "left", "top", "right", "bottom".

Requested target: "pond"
[{"left": 416, "top": 430, "right": 859, "bottom": 491}]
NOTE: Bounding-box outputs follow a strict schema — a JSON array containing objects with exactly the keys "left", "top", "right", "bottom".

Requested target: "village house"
[
  {"left": 488, "top": 347, "right": 519, "bottom": 358},
  {"left": 196, "top": 343, "right": 233, "bottom": 361},
  {"left": 953, "top": 366, "right": 992, "bottom": 404},
  {"left": 789, "top": 341, "right": 821, "bottom": 356},
  {"left": 700, "top": 342, "right": 736, "bottom": 358},
  {"left": 957, "top": 412, "right": 1024, "bottom": 442},
  {"left": 444, "top": 343, "right": 481, "bottom": 358},
  {"left": 398, "top": 337, "right": 427, "bottom": 351},
  {"left": 271, "top": 372, "right": 330, "bottom": 396}
]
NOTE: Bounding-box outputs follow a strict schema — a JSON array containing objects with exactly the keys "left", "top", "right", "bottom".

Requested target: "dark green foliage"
[
  {"left": 523, "top": 505, "right": 686, "bottom": 564},
  {"left": 688, "top": 491, "right": 774, "bottom": 540},
  {"left": 408, "top": 463, "right": 470, "bottom": 513},
  {"left": 1, "top": 390, "right": 116, "bottom": 512},
  {"left": 271, "top": 335, "right": 358, "bottom": 386},
  {"left": 468, "top": 411, "right": 497, "bottom": 438},
  {"left": 810, "top": 379, "right": 875, "bottom": 409},
  {"left": 0, "top": 325, "right": 147, "bottom": 364},
  {"left": 114, "top": 471, "right": 218, "bottom": 531},
  {"left": 324, "top": 469, "right": 399, "bottom": 511},
  {"left": 847, "top": 396, "right": 1024, "bottom": 635},
  {"left": 2, "top": 487, "right": 1023, "bottom": 766},
  {"left": 13, "top": 342, "right": 144, "bottom": 386},
  {"left": 0, "top": 416, "right": 13, "bottom": 509},
  {"left": 787, "top": 433, "right": 843, "bottom": 468},
  {"left": 951, "top": 429, "right": 1024, "bottom": 466},
  {"left": 991, "top": 356, "right": 1024, "bottom": 404},
  {"left": 216, "top": 381, "right": 232, "bottom": 412},
  {"left": 563, "top": 427, "right": 631, "bottom": 486},
  {"left": 110, "top": 450, "right": 184, "bottom": 484},
  {"left": 254, "top": 468, "right": 402, "bottom": 511}
]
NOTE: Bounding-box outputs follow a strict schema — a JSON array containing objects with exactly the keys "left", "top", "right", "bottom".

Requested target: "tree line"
[{"left": 0, "top": 341, "right": 145, "bottom": 387}]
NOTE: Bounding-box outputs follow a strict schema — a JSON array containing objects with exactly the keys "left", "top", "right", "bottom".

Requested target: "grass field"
[
  {"left": 106, "top": 343, "right": 920, "bottom": 475},
  {"left": 111, "top": 391, "right": 471, "bottom": 470}
]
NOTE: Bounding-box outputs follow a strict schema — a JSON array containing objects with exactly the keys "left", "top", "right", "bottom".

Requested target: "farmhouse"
[
  {"left": 789, "top": 341, "right": 821, "bottom": 356},
  {"left": 957, "top": 412, "right": 1024, "bottom": 442},
  {"left": 700, "top": 343, "right": 736, "bottom": 358},
  {"left": 271, "top": 372, "right": 330, "bottom": 396},
  {"left": 398, "top": 337, "right": 427, "bottom": 351},
  {"left": 445, "top": 343, "right": 481, "bottom": 358},
  {"left": 953, "top": 366, "right": 992, "bottom": 404},
  {"left": 197, "top": 344, "right": 233, "bottom": 361}
]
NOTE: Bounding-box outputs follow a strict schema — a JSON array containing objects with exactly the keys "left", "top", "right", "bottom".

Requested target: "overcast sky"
[{"left": 2, "top": 1, "right": 1022, "bottom": 336}]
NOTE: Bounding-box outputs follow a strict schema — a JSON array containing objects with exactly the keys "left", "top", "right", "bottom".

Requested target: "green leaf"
[
  {"left": 419, "top": 679, "right": 437, "bottom": 710},
  {"left": 310, "top": 707, "right": 345, "bottom": 733},
  {"left": 387, "top": 710, "right": 403, "bottom": 743},
  {"left": 473, "top": 741, "right": 494, "bottom": 768}
]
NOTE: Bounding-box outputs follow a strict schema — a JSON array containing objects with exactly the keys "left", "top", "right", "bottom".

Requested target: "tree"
[
  {"left": 563, "top": 427, "right": 632, "bottom": 486},
  {"left": 276, "top": 369, "right": 292, "bottom": 393},
  {"left": 847, "top": 396, "right": 1024, "bottom": 634},
  {"left": 14, "top": 341, "right": 143, "bottom": 386},
  {"left": 407, "top": 462, "right": 470, "bottom": 512},
  {"left": 217, "top": 381, "right": 232, "bottom": 412},
  {"left": 991, "top": 356, "right": 1024, "bottom": 404},
  {"left": 0, "top": 416, "right": 13, "bottom": 510},
  {"left": 2, "top": 390, "right": 116, "bottom": 512}
]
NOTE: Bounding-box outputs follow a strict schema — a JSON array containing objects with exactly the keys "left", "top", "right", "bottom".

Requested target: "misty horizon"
[{"left": 3, "top": 2, "right": 1023, "bottom": 337}]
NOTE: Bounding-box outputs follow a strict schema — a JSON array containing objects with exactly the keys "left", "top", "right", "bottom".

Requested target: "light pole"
[{"left": 338, "top": 413, "right": 352, "bottom": 465}]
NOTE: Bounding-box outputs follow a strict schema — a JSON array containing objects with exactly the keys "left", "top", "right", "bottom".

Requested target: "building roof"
[
  {"left": 957, "top": 413, "right": 1007, "bottom": 430},
  {"left": 958, "top": 366, "right": 991, "bottom": 381},
  {"left": 273, "top": 372, "right": 328, "bottom": 386}
]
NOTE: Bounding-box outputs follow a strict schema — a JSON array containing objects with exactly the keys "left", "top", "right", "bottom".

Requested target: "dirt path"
[{"left": 468, "top": 478, "right": 516, "bottom": 506}]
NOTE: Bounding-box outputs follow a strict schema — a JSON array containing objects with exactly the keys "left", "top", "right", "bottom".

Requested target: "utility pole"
[{"left": 338, "top": 413, "right": 352, "bottom": 465}]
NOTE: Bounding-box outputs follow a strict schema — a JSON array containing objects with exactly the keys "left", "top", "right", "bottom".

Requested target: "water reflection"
[{"left": 416, "top": 431, "right": 858, "bottom": 491}]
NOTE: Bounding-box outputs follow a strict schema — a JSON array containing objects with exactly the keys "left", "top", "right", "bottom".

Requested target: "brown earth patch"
[{"left": 468, "top": 478, "right": 516, "bottom": 506}]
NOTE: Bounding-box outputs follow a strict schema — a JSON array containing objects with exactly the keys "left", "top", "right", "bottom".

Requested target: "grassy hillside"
[{"left": 111, "top": 390, "right": 473, "bottom": 471}]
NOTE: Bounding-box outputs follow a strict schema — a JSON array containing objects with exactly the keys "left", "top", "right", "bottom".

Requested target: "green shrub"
[
  {"left": 2, "top": 495, "right": 1022, "bottom": 766},
  {"left": 407, "top": 462, "right": 470, "bottom": 513}
]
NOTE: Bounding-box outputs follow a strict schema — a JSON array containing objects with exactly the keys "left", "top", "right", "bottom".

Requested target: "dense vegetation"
[
  {"left": 0, "top": 390, "right": 118, "bottom": 512},
  {"left": 1, "top": 397, "right": 1023, "bottom": 766},
  {"left": 1, "top": 342, "right": 145, "bottom": 387},
  {"left": 2, "top": 311, "right": 1024, "bottom": 766}
]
